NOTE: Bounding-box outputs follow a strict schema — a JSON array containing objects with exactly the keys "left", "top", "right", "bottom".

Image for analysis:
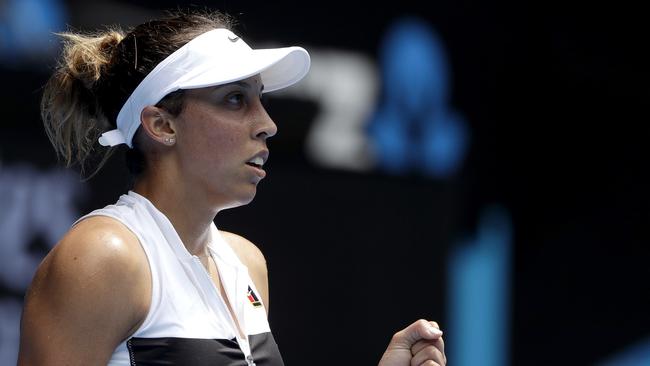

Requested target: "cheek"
[
  {"left": 180, "top": 112, "right": 230, "bottom": 150},
  {"left": 184, "top": 124, "right": 243, "bottom": 170},
  {"left": 175, "top": 105, "right": 249, "bottom": 172},
  {"left": 204, "top": 125, "right": 241, "bottom": 154}
]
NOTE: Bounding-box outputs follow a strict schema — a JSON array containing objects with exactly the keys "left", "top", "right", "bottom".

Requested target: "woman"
[{"left": 18, "top": 9, "right": 446, "bottom": 366}]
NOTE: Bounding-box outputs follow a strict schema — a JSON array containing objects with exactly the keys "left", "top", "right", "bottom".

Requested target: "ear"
[{"left": 139, "top": 106, "right": 177, "bottom": 146}]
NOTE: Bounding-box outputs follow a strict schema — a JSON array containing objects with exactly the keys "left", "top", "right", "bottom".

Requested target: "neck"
[{"left": 132, "top": 170, "right": 218, "bottom": 257}]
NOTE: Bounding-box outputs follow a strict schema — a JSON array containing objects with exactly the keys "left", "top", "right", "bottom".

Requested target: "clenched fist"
[{"left": 378, "top": 319, "right": 446, "bottom": 366}]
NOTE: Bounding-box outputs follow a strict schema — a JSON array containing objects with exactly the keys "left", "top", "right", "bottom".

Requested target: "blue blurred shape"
[
  {"left": 447, "top": 205, "right": 513, "bottom": 366},
  {"left": 0, "top": 0, "right": 66, "bottom": 63},
  {"left": 368, "top": 17, "right": 469, "bottom": 178},
  {"left": 597, "top": 337, "right": 650, "bottom": 366}
]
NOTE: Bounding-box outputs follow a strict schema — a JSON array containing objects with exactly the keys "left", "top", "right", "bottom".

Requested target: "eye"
[{"left": 225, "top": 92, "right": 245, "bottom": 106}]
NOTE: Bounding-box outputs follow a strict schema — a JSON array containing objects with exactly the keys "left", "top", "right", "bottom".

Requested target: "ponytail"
[
  {"left": 41, "top": 9, "right": 235, "bottom": 178},
  {"left": 41, "top": 29, "right": 125, "bottom": 177}
]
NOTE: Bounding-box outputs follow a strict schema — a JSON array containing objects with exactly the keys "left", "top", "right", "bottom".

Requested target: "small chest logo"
[{"left": 247, "top": 285, "right": 262, "bottom": 308}]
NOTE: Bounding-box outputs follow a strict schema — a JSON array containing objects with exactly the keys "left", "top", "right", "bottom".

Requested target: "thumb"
[{"left": 391, "top": 319, "right": 444, "bottom": 349}]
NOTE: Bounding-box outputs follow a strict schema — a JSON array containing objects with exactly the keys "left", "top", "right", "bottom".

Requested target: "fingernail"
[{"left": 428, "top": 326, "right": 443, "bottom": 336}]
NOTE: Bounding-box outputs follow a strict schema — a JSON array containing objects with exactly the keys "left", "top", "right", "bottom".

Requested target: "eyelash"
[
  {"left": 223, "top": 90, "right": 266, "bottom": 108},
  {"left": 226, "top": 92, "right": 245, "bottom": 106}
]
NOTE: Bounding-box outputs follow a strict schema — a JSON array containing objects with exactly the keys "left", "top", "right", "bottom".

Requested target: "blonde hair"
[
  {"left": 40, "top": 9, "right": 234, "bottom": 178},
  {"left": 41, "top": 29, "right": 125, "bottom": 177}
]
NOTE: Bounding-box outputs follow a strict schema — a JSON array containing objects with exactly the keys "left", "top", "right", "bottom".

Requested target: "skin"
[
  {"left": 18, "top": 74, "right": 445, "bottom": 365},
  {"left": 378, "top": 320, "right": 446, "bottom": 366},
  {"left": 18, "top": 75, "right": 274, "bottom": 365}
]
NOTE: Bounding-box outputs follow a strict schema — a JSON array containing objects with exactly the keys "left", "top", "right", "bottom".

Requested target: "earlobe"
[{"left": 140, "top": 106, "right": 177, "bottom": 146}]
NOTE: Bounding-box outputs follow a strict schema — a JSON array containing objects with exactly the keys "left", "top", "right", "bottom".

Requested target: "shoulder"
[
  {"left": 220, "top": 231, "right": 267, "bottom": 274},
  {"left": 19, "top": 215, "right": 151, "bottom": 363},
  {"left": 48, "top": 215, "right": 147, "bottom": 278},
  {"left": 28, "top": 214, "right": 150, "bottom": 311},
  {"left": 26, "top": 215, "right": 149, "bottom": 331}
]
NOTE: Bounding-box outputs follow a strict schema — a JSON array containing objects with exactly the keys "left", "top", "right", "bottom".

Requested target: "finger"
[
  {"left": 411, "top": 337, "right": 446, "bottom": 365},
  {"left": 411, "top": 337, "right": 444, "bottom": 356},
  {"left": 410, "top": 344, "right": 445, "bottom": 366},
  {"left": 417, "top": 361, "right": 441, "bottom": 366},
  {"left": 429, "top": 337, "right": 446, "bottom": 365},
  {"left": 424, "top": 322, "right": 446, "bottom": 363},
  {"left": 392, "top": 319, "right": 443, "bottom": 349}
]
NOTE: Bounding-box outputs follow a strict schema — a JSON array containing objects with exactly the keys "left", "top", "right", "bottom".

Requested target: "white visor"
[{"left": 98, "top": 28, "right": 311, "bottom": 147}]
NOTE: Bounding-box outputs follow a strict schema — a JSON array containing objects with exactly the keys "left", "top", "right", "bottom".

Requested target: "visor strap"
[{"left": 98, "top": 129, "right": 128, "bottom": 147}]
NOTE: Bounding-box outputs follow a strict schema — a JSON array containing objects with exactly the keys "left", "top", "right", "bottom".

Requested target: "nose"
[{"left": 252, "top": 102, "right": 278, "bottom": 140}]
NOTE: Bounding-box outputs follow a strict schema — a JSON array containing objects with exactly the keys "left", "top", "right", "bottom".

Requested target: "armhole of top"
[{"left": 75, "top": 213, "right": 158, "bottom": 339}]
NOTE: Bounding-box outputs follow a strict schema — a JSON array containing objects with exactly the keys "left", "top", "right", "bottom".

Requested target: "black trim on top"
[{"left": 126, "top": 332, "right": 284, "bottom": 366}]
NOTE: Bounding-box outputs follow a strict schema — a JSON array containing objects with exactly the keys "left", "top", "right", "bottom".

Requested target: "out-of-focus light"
[
  {"left": 447, "top": 205, "right": 513, "bottom": 366},
  {"left": 274, "top": 49, "right": 379, "bottom": 170},
  {"left": 368, "top": 17, "right": 469, "bottom": 178},
  {"left": 0, "top": 0, "right": 67, "bottom": 65},
  {"left": 598, "top": 337, "right": 650, "bottom": 366}
]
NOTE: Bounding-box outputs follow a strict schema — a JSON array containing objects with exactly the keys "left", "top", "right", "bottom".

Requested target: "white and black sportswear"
[{"left": 75, "top": 191, "right": 283, "bottom": 366}]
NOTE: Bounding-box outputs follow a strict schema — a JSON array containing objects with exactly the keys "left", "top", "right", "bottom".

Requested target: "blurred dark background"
[{"left": 1, "top": 1, "right": 648, "bottom": 365}]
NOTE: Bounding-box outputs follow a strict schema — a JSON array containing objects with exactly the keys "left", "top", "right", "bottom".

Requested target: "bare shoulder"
[
  {"left": 19, "top": 215, "right": 150, "bottom": 365},
  {"left": 40, "top": 215, "right": 148, "bottom": 287},
  {"left": 219, "top": 231, "right": 267, "bottom": 273}
]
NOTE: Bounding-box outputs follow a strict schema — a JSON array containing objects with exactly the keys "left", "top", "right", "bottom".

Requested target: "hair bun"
[{"left": 59, "top": 30, "right": 125, "bottom": 89}]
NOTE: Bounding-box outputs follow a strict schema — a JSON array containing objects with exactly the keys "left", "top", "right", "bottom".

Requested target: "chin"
[{"left": 221, "top": 189, "right": 257, "bottom": 210}]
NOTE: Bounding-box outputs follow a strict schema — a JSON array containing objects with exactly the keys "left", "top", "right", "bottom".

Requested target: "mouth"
[
  {"left": 245, "top": 156, "right": 265, "bottom": 169},
  {"left": 245, "top": 152, "right": 268, "bottom": 180}
]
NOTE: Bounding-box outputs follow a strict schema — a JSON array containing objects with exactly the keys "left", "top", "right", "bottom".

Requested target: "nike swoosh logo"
[{"left": 228, "top": 35, "right": 240, "bottom": 42}]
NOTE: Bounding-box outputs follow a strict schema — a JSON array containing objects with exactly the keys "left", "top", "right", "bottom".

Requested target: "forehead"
[
  {"left": 184, "top": 74, "right": 264, "bottom": 97},
  {"left": 217, "top": 75, "right": 263, "bottom": 91}
]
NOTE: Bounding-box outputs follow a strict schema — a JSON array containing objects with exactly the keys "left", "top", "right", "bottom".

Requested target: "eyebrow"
[{"left": 218, "top": 80, "right": 265, "bottom": 94}]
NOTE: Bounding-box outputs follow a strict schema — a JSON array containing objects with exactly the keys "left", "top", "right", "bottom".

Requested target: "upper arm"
[
  {"left": 18, "top": 216, "right": 150, "bottom": 366},
  {"left": 220, "top": 231, "right": 269, "bottom": 312}
]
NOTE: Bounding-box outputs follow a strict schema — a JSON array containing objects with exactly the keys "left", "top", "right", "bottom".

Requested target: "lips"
[
  {"left": 246, "top": 156, "right": 264, "bottom": 169},
  {"left": 245, "top": 151, "right": 269, "bottom": 178}
]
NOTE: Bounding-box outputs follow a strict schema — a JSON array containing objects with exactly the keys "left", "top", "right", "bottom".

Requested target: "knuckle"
[
  {"left": 391, "top": 330, "right": 404, "bottom": 343},
  {"left": 420, "top": 345, "right": 444, "bottom": 362},
  {"left": 416, "top": 319, "right": 431, "bottom": 332},
  {"left": 428, "top": 345, "right": 443, "bottom": 359}
]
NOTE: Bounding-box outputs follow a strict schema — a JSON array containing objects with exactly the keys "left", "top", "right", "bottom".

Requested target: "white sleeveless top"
[{"left": 75, "top": 191, "right": 283, "bottom": 366}]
